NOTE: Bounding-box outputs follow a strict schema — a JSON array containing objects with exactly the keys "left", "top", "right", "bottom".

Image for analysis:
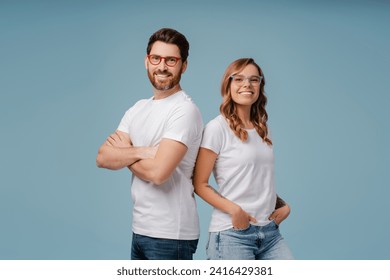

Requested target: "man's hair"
[{"left": 146, "top": 28, "right": 189, "bottom": 62}]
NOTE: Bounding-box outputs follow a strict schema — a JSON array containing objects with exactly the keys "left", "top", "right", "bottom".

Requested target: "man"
[{"left": 96, "top": 28, "right": 203, "bottom": 260}]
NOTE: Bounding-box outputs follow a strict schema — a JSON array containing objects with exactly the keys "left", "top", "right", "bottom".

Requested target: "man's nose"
[{"left": 157, "top": 58, "right": 168, "bottom": 70}]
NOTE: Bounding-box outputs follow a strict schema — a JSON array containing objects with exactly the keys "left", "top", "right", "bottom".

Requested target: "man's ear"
[
  {"left": 145, "top": 55, "right": 148, "bottom": 69},
  {"left": 181, "top": 60, "right": 188, "bottom": 74}
]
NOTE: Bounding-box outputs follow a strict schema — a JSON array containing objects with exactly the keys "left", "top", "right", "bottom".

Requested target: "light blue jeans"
[{"left": 206, "top": 221, "right": 293, "bottom": 260}]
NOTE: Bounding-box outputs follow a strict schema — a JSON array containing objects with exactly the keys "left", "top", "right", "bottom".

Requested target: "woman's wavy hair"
[{"left": 220, "top": 58, "right": 272, "bottom": 145}]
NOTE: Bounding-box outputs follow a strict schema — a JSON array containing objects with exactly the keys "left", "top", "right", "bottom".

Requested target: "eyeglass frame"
[
  {"left": 229, "top": 74, "right": 263, "bottom": 85},
  {"left": 146, "top": 54, "right": 182, "bottom": 67}
]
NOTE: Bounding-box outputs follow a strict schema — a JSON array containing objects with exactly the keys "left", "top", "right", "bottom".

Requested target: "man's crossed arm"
[{"left": 96, "top": 130, "right": 187, "bottom": 185}]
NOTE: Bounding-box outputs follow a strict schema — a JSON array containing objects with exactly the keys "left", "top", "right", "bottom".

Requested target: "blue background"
[{"left": 1, "top": 0, "right": 389, "bottom": 260}]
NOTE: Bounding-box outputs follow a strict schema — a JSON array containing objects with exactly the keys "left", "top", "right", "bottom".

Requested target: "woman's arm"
[
  {"left": 193, "top": 147, "right": 256, "bottom": 229},
  {"left": 269, "top": 195, "right": 291, "bottom": 225}
]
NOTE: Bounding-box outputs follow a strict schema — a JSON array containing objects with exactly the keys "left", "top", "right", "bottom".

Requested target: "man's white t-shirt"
[
  {"left": 201, "top": 115, "right": 276, "bottom": 232},
  {"left": 117, "top": 91, "right": 203, "bottom": 240}
]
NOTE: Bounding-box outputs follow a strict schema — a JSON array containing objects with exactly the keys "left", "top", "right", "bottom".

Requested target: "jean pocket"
[
  {"left": 231, "top": 224, "right": 251, "bottom": 232},
  {"left": 271, "top": 220, "right": 279, "bottom": 229}
]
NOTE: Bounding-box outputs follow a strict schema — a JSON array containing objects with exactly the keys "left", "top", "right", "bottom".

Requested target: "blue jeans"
[
  {"left": 131, "top": 233, "right": 198, "bottom": 260},
  {"left": 206, "top": 221, "right": 293, "bottom": 260}
]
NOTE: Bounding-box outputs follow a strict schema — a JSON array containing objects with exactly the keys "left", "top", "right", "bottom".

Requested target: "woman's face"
[{"left": 229, "top": 64, "right": 261, "bottom": 108}]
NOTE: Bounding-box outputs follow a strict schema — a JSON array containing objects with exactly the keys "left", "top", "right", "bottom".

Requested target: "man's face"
[{"left": 145, "top": 41, "right": 187, "bottom": 91}]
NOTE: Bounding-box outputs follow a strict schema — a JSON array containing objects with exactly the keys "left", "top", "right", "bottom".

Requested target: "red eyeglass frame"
[{"left": 147, "top": 55, "right": 181, "bottom": 67}]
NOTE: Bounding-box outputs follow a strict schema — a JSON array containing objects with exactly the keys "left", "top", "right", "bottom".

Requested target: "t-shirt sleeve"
[
  {"left": 163, "top": 102, "right": 203, "bottom": 147},
  {"left": 117, "top": 100, "right": 144, "bottom": 134},
  {"left": 117, "top": 107, "right": 132, "bottom": 134},
  {"left": 200, "top": 118, "right": 223, "bottom": 155}
]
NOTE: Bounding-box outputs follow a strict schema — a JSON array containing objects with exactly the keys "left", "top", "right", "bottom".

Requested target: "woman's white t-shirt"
[{"left": 201, "top": 115, "right": 276, "bottom": 232}]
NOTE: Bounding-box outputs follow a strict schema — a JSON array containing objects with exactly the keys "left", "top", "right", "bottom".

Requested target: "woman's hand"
[
  {"left": 268, "top": 204, "right": 290, "bottom": 225},
  {"left": 231, "top": 206, "right": 257, "bottom": 230}
]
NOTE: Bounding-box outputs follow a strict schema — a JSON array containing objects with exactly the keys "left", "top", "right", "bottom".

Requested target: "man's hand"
[
  {"left": 129, "top": 139, "right": 187, "bottom": 185},
  {"left": 138, "top": 145, "right": 159, "bottom": 160},
  {"left": 106, "top": 131, "right": 132, "bottom": 148},
  {"left": 96, "top": 130, "right": 157, "bottom": 170}
]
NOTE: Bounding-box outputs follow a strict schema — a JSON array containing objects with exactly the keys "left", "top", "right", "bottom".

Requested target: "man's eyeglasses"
[
  {"left": 230, "top": 74, "right": 263, "bottom": 86},
  {"left": 147, "top": 55, "right": 181, "bottom": 67}
]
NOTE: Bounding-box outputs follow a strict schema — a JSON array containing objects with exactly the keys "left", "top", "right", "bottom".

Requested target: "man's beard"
[{"left": 147, "top": 69, "right": 182, "bottom": 91}]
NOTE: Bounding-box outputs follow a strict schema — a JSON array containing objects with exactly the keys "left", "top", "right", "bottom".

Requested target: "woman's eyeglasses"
[{"left": 230, "top": 75, "right": 263, "bottom": 86}]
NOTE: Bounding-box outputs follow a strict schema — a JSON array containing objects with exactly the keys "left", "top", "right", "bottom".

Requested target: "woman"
[{"left": 194, "top": 58, "right": 293, "bottom": 260}]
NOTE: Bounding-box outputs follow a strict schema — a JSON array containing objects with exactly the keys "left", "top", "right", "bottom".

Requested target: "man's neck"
[{"left": 153, "top": 85, "right": 182, "bottom": 100}]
